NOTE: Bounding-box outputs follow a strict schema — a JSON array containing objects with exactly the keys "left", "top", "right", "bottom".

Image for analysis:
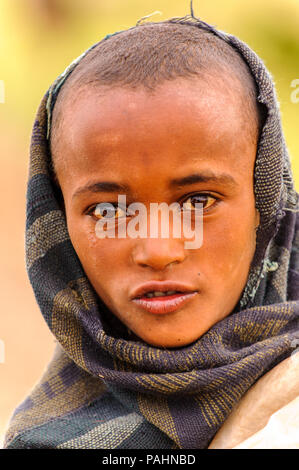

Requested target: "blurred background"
[{"left": 0, "top": 0, "right": 298, "bottom": 446}]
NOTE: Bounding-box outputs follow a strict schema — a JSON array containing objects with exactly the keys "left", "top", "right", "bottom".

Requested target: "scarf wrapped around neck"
[{"left": 4, "top": 16, "right": 299, "bottom": 449}]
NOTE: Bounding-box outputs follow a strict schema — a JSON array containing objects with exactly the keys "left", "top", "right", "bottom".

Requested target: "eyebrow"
[
  {"left": 72, "top": 171, "right": 238, "bottom": 200},
  {"left": 72, "top": 181, "right": 131, "bottom": 200},
  {"left": 169, "top": 172, "right": 238, "bottom": 189}
]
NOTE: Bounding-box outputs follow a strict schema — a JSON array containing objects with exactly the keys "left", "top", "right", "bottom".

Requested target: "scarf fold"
[{"left": 4, "top": 16, "right": 299, "bottom": 449}]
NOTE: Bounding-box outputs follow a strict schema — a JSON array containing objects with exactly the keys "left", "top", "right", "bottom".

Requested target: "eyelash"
[{"left": 85, "top": 193, "right": 220, "bottom": 220}]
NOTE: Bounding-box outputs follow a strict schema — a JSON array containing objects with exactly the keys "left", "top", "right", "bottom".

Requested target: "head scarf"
[{"left": 4, "top": 15, "right": 299, "bottom": 449}]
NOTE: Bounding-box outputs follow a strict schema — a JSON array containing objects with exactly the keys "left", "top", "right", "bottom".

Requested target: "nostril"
[{"left": 130, "top": 237, "right": 186, "bottom": 272}]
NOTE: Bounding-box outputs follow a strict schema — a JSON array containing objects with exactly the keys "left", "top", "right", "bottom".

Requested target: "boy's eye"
[
  {"left": 182, "top": 194, "right": 217, "bottom": 211},
  {"left": 91, "top": 203, "right": 126, "bottom": 220}
]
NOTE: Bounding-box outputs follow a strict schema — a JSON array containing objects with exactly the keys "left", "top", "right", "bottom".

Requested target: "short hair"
[{"left": 49, "top": 19, "right": 267, "bottom": 181}]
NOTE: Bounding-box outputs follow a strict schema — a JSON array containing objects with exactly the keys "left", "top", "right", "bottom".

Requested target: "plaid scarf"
[{"left": 4, "top": 16, "right": 299, "bottom": 449}]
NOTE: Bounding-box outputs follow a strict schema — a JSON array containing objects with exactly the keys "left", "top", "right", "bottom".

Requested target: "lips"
[{"left": 131, "top": 281, "right": 198, "bottom": 315}]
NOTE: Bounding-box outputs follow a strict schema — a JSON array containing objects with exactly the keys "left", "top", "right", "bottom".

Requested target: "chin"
[{"left": 138, "top": 332, "right": 202, "bottom": 349}]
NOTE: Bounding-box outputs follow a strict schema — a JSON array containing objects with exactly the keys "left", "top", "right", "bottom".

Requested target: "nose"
[{"left": 131, "top": 238, "right": 186, "bottom": 271}]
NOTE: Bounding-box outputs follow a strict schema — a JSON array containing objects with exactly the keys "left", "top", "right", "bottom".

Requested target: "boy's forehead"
[
  {"left": 53, "top": 76, "right": 258, "bottom": 185},
  {"left": 62, "top": 75, "right": 255, "bottom": 141}
]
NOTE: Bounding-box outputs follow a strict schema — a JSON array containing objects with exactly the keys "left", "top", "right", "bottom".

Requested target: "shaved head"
[{"left": 49, "top": 20, "right": 266, "bottom": 183}]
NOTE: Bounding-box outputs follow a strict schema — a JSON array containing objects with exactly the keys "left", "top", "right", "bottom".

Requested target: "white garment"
[{"left": 209, "top": 352, "right": 299, "bottom": 449}]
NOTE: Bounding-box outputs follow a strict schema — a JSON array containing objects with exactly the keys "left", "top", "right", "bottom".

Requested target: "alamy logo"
[
  {"left": 290, "top": 79, "right": 299, "bottom": 104},
  {"left": 94, "top": 195, "right": 204, "bottom": 249}
]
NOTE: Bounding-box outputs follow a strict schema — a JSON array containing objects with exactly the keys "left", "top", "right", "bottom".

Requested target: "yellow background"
[{"left": 0, "top": 0, "right": 298, "bottom": 445}]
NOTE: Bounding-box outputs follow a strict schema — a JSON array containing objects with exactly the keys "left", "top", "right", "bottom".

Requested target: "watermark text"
[
  {"left": 290, "top": 79, "right": 299, "bottom": 103},
  {"left": 94, "top": 195, "right": 203, "bottom": 249}
]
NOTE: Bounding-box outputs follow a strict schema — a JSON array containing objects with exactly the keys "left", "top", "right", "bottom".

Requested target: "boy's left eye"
[{"left": 182, "top": 194, "right": 218, "bottom": 211}]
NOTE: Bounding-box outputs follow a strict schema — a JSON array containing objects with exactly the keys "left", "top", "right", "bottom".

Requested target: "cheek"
[
  {"left": 68, "top": 219, "right": 131, "bottom": 297},
  {"left": 68, "top": 221, "right": 99, "bottom": 266},
  {"left": 198, "top": 208, "right": 257, "bottom": 286}
]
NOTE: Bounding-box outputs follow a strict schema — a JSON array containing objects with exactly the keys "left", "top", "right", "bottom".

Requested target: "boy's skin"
[{"left": 53, "top": 73, "right": 260, "bottom": 348}]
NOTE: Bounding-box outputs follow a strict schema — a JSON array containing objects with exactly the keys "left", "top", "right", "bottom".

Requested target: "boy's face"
[{"left": 54, "top": 76, "right": 260, "bottom": 348}]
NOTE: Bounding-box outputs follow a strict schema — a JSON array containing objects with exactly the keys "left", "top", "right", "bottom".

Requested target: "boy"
[{"left": 4, "top": 15, "right": 299, "bottom": 449}]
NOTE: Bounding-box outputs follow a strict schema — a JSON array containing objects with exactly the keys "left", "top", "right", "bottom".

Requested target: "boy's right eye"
[{"left": 87, "top": 203, "right": 127, "bottom": 220}]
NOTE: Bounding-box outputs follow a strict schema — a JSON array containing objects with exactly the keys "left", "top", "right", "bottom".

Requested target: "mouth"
[{"left": 131, "top": 282, "right": 198, "bottom": 315}]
